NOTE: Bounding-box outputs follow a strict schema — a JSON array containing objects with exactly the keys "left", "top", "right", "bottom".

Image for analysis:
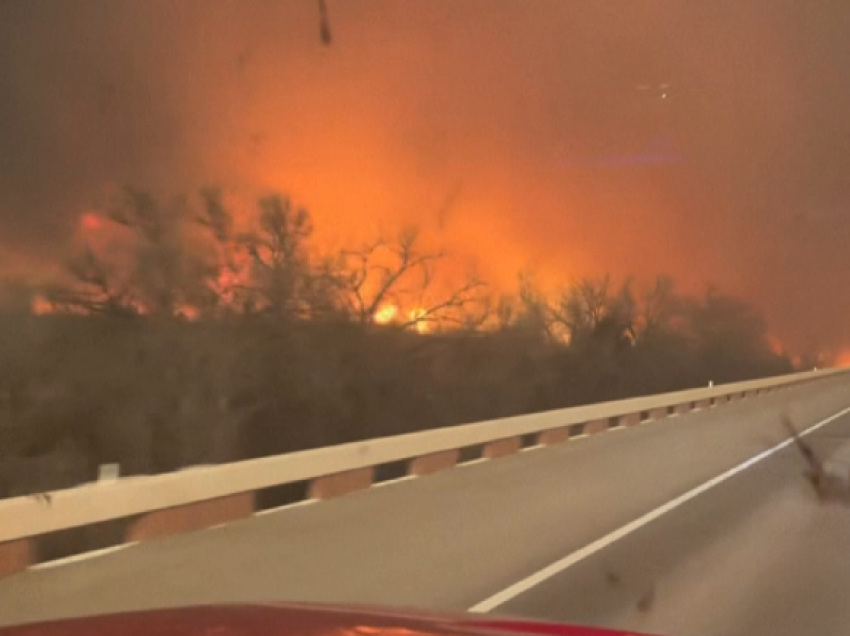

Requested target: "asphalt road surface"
[
  {"left": 497, "top": 406, "right": 850, "bottom": 636},
  {"left": 2, "top": 375, "right": 850, "bottom": 636}
]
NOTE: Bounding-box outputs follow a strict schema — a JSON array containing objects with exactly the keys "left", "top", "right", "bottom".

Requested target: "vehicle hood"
[{"left": 0, "top": 602, "right": 660, "bottom": 636}]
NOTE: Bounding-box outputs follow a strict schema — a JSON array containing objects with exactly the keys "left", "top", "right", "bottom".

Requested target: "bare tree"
[
  {"left": 197, "top": 187, "right": 234, "bottom": 245},
  {"left": 338, "top": 227, "right": 485, "bottom": 331},
  {"left": 552, "top": 276, "right": 636, "bottom": 345},
  {"left": 44, "top": 188, "right": 223, "bottom": 319},
  {"left": 553, "top": 276, "right": 608, "bottom": 341},
  {"left": 639, "top": 275, "right": 680, "bottom": 338},
  {"left": 236, "top": 195, "right": 341, "bottom": 320},
  {"left": 45, "top": 247, "right": 134, "bottom": 316},
  {"left": 195, "top": 187, "right": 244, "bottom": 312},
  {"left": 509, "top": 271, "right": 554, "bottom": 339}
]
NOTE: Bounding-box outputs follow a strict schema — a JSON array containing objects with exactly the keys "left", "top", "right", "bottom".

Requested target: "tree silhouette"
[{"left": 338, "top": 227, "right": 485, "bottom": 330}]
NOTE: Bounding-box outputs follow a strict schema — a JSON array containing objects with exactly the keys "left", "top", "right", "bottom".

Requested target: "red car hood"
[{"left": 0, "top": 603, "right": 659, "bottom": 636}]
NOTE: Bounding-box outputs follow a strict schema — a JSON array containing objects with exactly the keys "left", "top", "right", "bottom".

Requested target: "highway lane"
[
  {"left": 497, "top": 409, "right": 850, "bottom": 636},
  {"left": 1, "top": 375, "right": 850, "bottom": 630}
]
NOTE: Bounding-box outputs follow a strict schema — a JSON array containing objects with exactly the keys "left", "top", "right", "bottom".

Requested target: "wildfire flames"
[
  {"left": 373, "top": 304, "right": 431, "bottom": 333},
  {"left": 374, "top": 305, "right": 398, "bottom": 325}
]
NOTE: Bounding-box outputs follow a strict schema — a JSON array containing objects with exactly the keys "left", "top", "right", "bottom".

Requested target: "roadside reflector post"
[{"left": 98, "top": 464, "right": 120, "bottom": 483}]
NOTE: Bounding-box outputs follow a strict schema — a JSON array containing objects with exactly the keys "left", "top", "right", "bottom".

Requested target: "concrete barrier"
[
  {"left": 309, "top": 468, "right": 374, "bottom": 500},
  {"left": 0, "top": 540, "right": 31, "bottom": 578},
  {"left": 409, "top": 450, "right": 459, "bottom": 476},
  {"left": 483, "top": 437, "right": 522, "bottom": 459},
  {"left": 675, "top": 403, "right": 692, "bottom": 415},
  {"left": 126, "top": 493, "right": 255, "bottom": 542}
]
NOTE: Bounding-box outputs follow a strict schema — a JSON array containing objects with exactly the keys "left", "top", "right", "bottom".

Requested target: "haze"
[{"left": 1, "top": 0, "right": 849, "bottom": 353}]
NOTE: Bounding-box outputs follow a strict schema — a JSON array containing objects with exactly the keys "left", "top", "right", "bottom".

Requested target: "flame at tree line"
[
  {"left": 26, "top": 187, "right": 488, "bottom": 334},
  {"left": 9, "top": 184, "right": 833, "bottom": 368},
  {"left": 0, "top": 186, "right": 816, "bottom": 504},
  {"left": 373, "top": 305, "right": 397, "bottom": 324},
  {"left": 2, "top": 1, "right": 849, "bottom": 355}
]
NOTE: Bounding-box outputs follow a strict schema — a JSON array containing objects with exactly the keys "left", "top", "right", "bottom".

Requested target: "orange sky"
[{"left": 2, "top": 1, "right": 850, "bottom": 354}]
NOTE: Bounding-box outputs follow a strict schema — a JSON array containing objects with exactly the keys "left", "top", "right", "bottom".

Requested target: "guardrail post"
[
  {"left": 126, "top": 493, "right": 256, "bottom": 542},
  {"left": 538, "top": 427, "right": 570, "bottom": 445},
  {"left": 619, "top": 413, "right": 641, "bottom": 427},
  {"left": 409, "top": 450, "right": 460, "bottom": 476},
  {"left": 647, "top": 407, "right": 667, "bottom": 420},
  {"left": 309, "top": 467, "right": 374, "bottom": 500},
  {"left": 0, "top": 367, "right": 842, "bottom": 566},
  {"left": 483, "top": 437, "right": 521, "bottom": 459},
  {"left": 585, "top": 418, "right": 609, "bottom": 435},
  {"left": 0, "top": 539, "right": 32, "bottom": 577}
]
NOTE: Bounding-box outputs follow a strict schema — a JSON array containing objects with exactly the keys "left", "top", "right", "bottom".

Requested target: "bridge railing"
[{"left": 1, "top": 366, "right": 847, "bottom": 575}]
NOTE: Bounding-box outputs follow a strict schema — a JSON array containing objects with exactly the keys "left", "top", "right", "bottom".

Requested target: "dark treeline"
[{"left": 0, "top": 188, "right": 795, "bottom": 500}]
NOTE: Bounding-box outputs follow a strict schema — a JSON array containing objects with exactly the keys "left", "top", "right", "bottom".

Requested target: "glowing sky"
[{"left": 2, "top": 1, "right": 849, "bottom": 353}]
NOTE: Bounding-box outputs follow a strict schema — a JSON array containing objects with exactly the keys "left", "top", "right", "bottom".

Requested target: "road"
[
  {"left": 498, "top": 407, "right": 850, "bottom": 636},
  {"left": 2, "top": 375, "right": 850, "bottom": 636}
]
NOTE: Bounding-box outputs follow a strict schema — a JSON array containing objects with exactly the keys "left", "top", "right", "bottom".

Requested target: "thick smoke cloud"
[{"left": 1, "top": 0, "right": 849, "bottom": 352}]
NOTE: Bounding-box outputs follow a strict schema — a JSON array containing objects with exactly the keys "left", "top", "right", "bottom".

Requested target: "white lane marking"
[
  {"left": 254, "top": 498, "right": 316, "bottom": 516},
  {"left": 459, "top": 458, "right": 490, "bottom": 467},
  {"left": 521, "top": 445, "right": 544, "bottom": 453},
  {"left": 31, "top": 542, "right": 139, "bottom": 570},
  {"left": 31, "top": 499, "right": 315, "bottom": 572},
  {"left": 374, "top": 475, "right": 417, "bottom": 488},
  {"left": 468, "top": 404, "right": 850, "bottom": 613}
]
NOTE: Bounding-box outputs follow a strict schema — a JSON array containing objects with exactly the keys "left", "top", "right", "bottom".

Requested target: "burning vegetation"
[{"left": 0, "top": 187, "right": 796, "bottom": 517}]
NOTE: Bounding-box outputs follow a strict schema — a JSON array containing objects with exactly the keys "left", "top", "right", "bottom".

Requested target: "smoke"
[{"left": 1, "top": 0, "right": 849, "bottom": 352}]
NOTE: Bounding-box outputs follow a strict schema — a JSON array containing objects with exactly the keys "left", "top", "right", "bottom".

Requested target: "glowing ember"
[
  {"left": 765, "top": 333, "right": 785, "bottom": 356},
  {"left": 31, "top": 295, "right": 53, "bottom": 315},
  {"left": 409, "top": 308, "right": 429, "bottom": 333},
  {"left": 374, "top": 305, "right": 398, "bottom": 324},
  {"left": 80, "top": 212, "right": 103, "bottom": 232}
]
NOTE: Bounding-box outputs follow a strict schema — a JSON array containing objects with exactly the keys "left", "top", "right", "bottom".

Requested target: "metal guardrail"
[{"left": 0, "top": 367, "right": 847, "bottom": 547}]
